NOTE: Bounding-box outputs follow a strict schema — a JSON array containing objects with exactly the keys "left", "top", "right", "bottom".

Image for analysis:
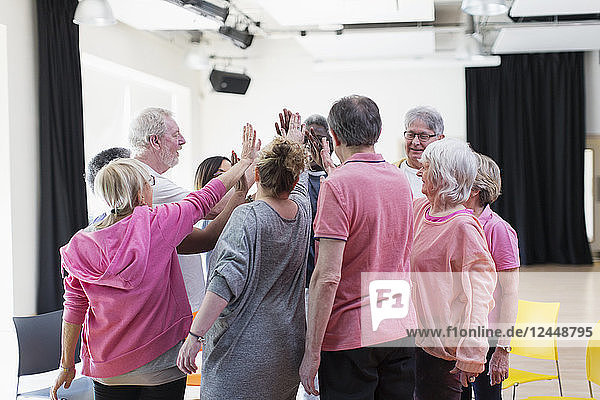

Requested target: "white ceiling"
[
  {"left": 492, "top": 24, "right": 600, "bottom": 54},
  {"left": 254, "top": 0, "right": 435, "bottom": 26},
  {"left": 104, "top": 0, "right": 600, "bottom": 60},
  {"left": 295, "top": 30, "right": 436, "bottom": 61},
  {"left": 510, "top": 0, "right": 600, "bottom": 17},
  {"left": 107, "top": 0, "right": 220, "bottom": 31}
]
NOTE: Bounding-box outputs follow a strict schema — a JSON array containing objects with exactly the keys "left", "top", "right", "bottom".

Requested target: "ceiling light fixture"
[
  {"left": 219, "top": 26, "right": 254, "bottom": 49},
  {"left": 185, "top": 44, "right": 210, "bottom": 70},
  {"left": 73, "top": 0, "right": 117, "bottom": 26},
  {"left": 182, "top": 0, "right": 229, "bottom": 23},
  {"left": 461, "top": 0, "right": 508, "bottom": 16}
]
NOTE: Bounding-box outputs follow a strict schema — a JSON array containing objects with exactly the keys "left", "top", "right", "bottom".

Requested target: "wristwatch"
[{"left": 188, "top": 331, "right": 206, "bottom": 345}]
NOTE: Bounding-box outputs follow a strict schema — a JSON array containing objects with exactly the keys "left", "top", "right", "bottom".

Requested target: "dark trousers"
[
  {"left": 318, "top": 340, "right": 415, "bottom": 400},
  {"left": 414, "top": 347, "right": 462, "bottom": 400},
  {"left": 460, "top": 347, "right": 501, "bottom": 400},
  {"left": 93, "top": 377, "right": 186, "bottom": 400}
]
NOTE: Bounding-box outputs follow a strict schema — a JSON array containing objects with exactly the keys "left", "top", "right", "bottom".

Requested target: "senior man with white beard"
[{"left": 129, "top": 107, "right": 251, "bottom": 312}]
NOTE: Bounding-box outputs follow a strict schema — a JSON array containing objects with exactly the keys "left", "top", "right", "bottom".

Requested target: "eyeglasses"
[
  {"left": 404, "top": 131, "right": 437, "bottom": 142},
  {"left": 148, "top": 175, "right": 155, "bottom": 186}
]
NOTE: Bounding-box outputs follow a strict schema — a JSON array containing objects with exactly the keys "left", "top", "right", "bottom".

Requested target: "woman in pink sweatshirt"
[
  {"left": 411, "top": 138, "right": 497, "bottom": 400},
  {"left": 50, "top": 126, "right": 259, "bottom": 400}
]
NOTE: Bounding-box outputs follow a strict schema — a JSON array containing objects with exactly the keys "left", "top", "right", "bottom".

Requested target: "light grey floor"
[{"left": 184, "top": 263, "right": 600, "bottom": 399}]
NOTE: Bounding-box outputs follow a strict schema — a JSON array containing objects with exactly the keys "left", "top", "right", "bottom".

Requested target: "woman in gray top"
[{"left": 177, "top": 114, "right": 311, "bottom": 400}]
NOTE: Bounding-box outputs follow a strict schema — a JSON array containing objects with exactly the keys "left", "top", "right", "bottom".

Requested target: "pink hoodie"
[{"left": 60, "top": 179, "right": 226, "bottom": 378}]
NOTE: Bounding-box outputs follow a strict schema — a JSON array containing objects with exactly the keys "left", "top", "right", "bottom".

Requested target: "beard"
[{"left": 159, "top": 147, "right": 179, "bottom": 168}]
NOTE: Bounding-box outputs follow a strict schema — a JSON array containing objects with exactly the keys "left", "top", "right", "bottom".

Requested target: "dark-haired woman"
[{"left": 182, "top": 155, "right": 233, "bottom": 282}]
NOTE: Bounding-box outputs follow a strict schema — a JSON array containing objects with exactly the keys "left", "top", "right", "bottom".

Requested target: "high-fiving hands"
[
  {"left": 240, "top": 123, "right": 261, "bottom": 162},
  {"left": 306, "top": 131, "right": 337, "bottom": 176},
  {"left": 284, "top": 113, "right": 306, "bottom": 143},
  {"left": 275, "top": 108, "right": 293, "bottom": 136}
]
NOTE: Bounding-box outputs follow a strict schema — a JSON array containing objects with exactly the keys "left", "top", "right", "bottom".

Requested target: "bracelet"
[
  {"left": 60, "top": 364, "right": 75, "bottom": 373},
  {"left": 188, "top": 331, "right": 206, "bottom": 344},
  {"left": 496, "top": 344, "right": 512, "bottom": 352}
]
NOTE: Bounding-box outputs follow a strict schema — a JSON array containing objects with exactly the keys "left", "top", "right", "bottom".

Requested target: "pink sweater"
[
  {"left": 411, "top": 198, "right": 497, "bottom": 373},
  {"left": 60, "top": 179, "right": 226, "bottom": 378}
]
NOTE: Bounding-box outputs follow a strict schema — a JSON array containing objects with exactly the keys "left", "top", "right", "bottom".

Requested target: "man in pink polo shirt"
[{"left": 300, "top": 95, "right": 416, "bottom": 399}]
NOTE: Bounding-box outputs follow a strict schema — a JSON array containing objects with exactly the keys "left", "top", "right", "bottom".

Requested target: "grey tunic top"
[{"left": 202, "top": 172, "right": 311, "bottom": 400}]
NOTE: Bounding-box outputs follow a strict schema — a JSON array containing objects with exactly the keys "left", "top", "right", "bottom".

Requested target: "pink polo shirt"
[
  {"left": 313, "top": 152, "right": 415, "bottom": 351},
  {"left": 479, "top": 205, "right": 520, "bottom": 325}
]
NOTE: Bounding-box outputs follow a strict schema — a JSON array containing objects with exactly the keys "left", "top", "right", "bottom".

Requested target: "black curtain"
[
  {"left": 466, "top": 53, "right": 592, "bottom": 265},
  {"left": 36, "top": 0, "right": 88, "bottom": 313}
]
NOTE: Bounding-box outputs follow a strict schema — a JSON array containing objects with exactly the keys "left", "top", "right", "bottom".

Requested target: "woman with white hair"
[
  {"left": 51, "top": 127, "right": 259, "bottom": 400},
  {"left": 411, "top": 138, "right": 497, "bottom": 400}
]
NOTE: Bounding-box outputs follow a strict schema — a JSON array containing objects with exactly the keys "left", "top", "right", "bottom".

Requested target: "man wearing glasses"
[{"left": 394, "top": 106, "right": 445, "bottom": 198}]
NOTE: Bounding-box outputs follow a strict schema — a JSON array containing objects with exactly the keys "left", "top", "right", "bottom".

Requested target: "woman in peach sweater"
[{"left": 411, "top": 138, "right": 497, "bottom": 400}]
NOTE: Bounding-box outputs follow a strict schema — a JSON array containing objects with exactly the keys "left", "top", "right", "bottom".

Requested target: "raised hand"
[
  {"left": 306, "top": 128, "right": 337, "bottom": 175},
  {"left": 240, "top": 123, "right": 261, "bottom": 162},
  {"left": 306, "top": 126, "right": 321, "bottom": 160},
  {"left": 231, "top": 150, "right": 239, "bottom": 165},
  {"left": 319, "top": 138, "right": 337, "bottom": 175},
  {"left": 275, "top": 108, "right": 292, "bottom": 136},
  {"left": 285, "top": 112, "right": 306, "bottom": 143}
]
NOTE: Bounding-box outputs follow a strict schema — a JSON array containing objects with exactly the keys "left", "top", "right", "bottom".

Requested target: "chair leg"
[
  {"left": 556, "top": 360, "right": 563, "bottom": 396},
  {"left": 589, "top": 380, "right": 593, "bottom": 399},
  {"left": 512, "top": 384, "right": 517, "bottom": 400}
]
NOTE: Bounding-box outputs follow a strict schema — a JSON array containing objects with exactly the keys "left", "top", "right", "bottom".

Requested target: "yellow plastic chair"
[
  {"left": 502, "top": 300, "right": 562, "bottom": 400},
  {"left": 520, "top": 319, "right": 600, "bottom": 400}
]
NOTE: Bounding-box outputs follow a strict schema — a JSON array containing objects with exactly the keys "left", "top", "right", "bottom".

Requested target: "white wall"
[
  {"left": 197, "top": 38, "right": 467, "bottom": 165},
  {"left": 0, "top": 20, "right": 19, "bottom": 399},
  {"left": 586, "top": 51, "right": 600, "bottom": 135},
  {"left": 79, "top": 23, "right": 203, "bottom": 191},
  {"left": 2, "top": 15, "right": 210, "bottom": 315},
  {"left": 0, "top": 0, "right": 39, "bottom": 317}
]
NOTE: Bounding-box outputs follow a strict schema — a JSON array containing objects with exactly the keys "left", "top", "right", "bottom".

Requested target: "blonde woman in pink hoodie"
[
  {"left": 411, "top": 138, "right": 497, "bottom": 400},
  {"left": 50, "top": 126, "right": 260, "bottom": 400}
]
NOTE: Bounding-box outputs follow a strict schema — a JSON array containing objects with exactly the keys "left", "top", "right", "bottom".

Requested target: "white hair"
[
  {"left": 404, "top": 106, "right": 444, "bottom": 136},
  {"left": 128, "top": 107, "right": 173, "bottom": 156},
  {"left": 94, "top": 158, "right": 152, "bottom": 229},
  {"left": 420, "top": 138, "right": 478, "bottom": 208}
]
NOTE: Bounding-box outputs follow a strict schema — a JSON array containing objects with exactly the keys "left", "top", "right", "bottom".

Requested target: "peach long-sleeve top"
[{"left": 411, "top": 197, "right": 497, "bottom": 373}]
